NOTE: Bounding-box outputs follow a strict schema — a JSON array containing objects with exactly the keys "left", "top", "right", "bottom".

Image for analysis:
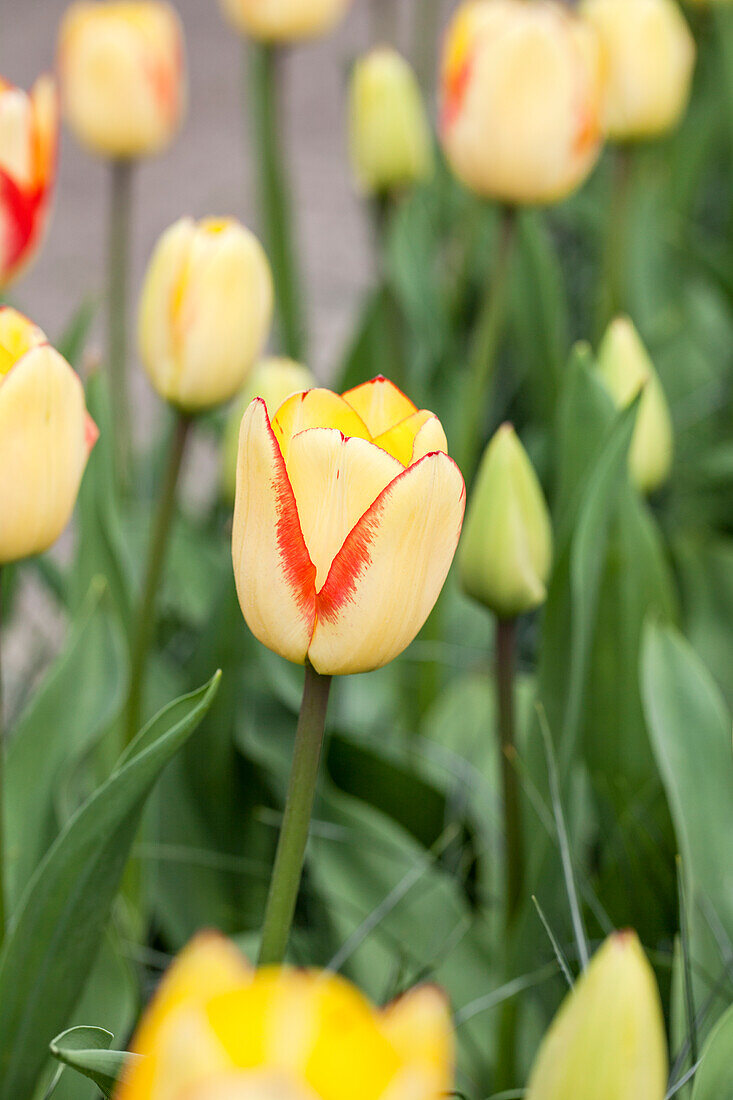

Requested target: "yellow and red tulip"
[
  {"left": 440, "top": 0, "right": 604, "bottom": 205},
  {"left": 0, "top": 308, "right": 97, "bottom": 565},
  {"left": 58, "top": 1, "right": 186, "bottom": 160},
  {"left": 219, "top": 0, "right": 352, "bottom": 42},
  {"left": 232, "top": 377, "right": 465, "bottom": 675},
  {"left": 115, "top": 931, "right": 454, "bottom": 1100},
  {"left": 581, "top": 0, "right": 695, "bottom": 141},
  {"left": 0, "top": 75, "right": 58, "bottom": 290},
  {"left": 138, "top": 217, "right": 274, "bottom": 412}
]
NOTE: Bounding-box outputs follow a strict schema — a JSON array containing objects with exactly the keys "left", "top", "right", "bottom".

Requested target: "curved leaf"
[{"left": 49, "top": 1027, "right": 138, "bottom": 1099}]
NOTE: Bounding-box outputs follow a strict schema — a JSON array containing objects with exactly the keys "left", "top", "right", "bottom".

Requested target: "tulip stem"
[
  {"left": 108, "top": 159, "right": 134, "bottom": 490},
  {"left": 459, "top": 205, "right": 516, "bottom": 482},
  {"left": 0, "top": 567, "right": 6, "bottom": 945},
  {"left": 258, "top": 663, "right": 332, "bottom": 965},
  {"left": 372, "top": 0, "right": 398, "bottom": 44},
  {"left": 249, "top": 42, "right": 306, "bottom": 362},
  {"left": 596, "top": 146, "right": 632, "bottom": 339},
  {"left": 373, "top": 195, "right": 406, "bottom": 392},
  {"left": 414, "top": 0, "right": 442, "bottom": 98},
  {"left": 125, "top": 412, "right": 191, "bottom": 746}
]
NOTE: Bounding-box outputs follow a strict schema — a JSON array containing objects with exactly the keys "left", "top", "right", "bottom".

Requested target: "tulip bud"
[
  {"left": 459, "top": 424, "right": 552, "bottom": 619},
  {"left": 58, "top": 1, "right": 186, "bottom": 160},
  {"left": 219, "top": 0, "right": 352, "bottom": 42},
  {"left": 348, "top": 48, "right": 433, "bottom": 197},
  {"left": 0, "top": 75, "right": 58, "bottom": 290},
  {"left": 222, "top": 357, "right": 315, "bottom": 503},
  {"left": 526, "top": 931, "right": 668, "bottom": 1100},
  {"left": 138, "top": 217, "right": 274, "bottom": 412},
  {"left": 581, "top": 0, "right": 695, "bottom": 141},
  {"left": 0, "top": 308, "right": 97, "bottom": 565},
  {"left": 597, "top": 316, "right": 673, "bottom": 494},
  {"left": 440, "top": 0, "right": 603, "bottom": 205}
]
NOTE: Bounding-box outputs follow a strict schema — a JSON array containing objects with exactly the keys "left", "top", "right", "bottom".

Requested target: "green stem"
[
  {"left": 258, "top": 663, "right": 332, "bottom": 965},
  {"left": 249, "top": 42, "right": 306, "bottom": 362},
  {"left": 458, "top": 205, "right": 516, "bottom": 481},
  {"left": 108, "top": 159, "right": 134, "bottom": 490},
  {"left": 372, "top": 0, "right": 398, "bottom": 44},
  {"left": 372, "top": 194, "right": 406, "bottom": 392},
  {"left": 0, "top": 567, "right": 5, "bottom": 946},
  {"left": 414, "top": 0, "right": 442, "bottom": 98},
  {"left": 125, "top": 412, "right": 191, "bottom": 746},
  {"left": 596, "top": 146, "right": 632, "bottom": 339}
]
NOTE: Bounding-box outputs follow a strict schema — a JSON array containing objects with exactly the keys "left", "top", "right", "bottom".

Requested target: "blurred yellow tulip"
[
  {"left": 526, "top": 931, "right": 668, "bottom": 1100},
  {"left": 0, "top": 75, "right": 58, "bottom": 290},
  {"left": 138, "top": 217, "right": 274, "bottom": 412},
  {"left": 219, "top": 0, "right": 352, "bottom": 42},
  {"left": 58, "top": 1, "right": 186, "bottom": 159},
  {"left": 115, "top": 931, "right": 454, "bottom": 1100},
  {"left": 349, "top": 48, "right": 433, "bottom": 196},
  {"left": 581, "top": 0, "right": 695, "bottom": 140},
  {"left": 459, "top": 424, "right": 552, "bottom": 618},
  {"left": 232, "top": 376, "right": 465, "bottom": 675},
  {"left": 597, "top": 316, "right": 673, "bottom": 494},
  {"left": 222, "top": 357, "right": 315, "bottom": 504},
  {"left": 0, "top": 308, "right": 97, "bottom": 565},
  {"left": 440, "top": 0, "right": 604, "bottom": 205}
]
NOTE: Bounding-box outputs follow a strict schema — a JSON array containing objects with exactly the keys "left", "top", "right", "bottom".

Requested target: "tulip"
[
  {"left": 581, "top": 0, "right": 695, "bottom": 141},
  {"left": 459, "top": 424, "right": 552, "bottom": 619},
  {"left": 0, "top": 75, "right": 58, "bottom": 290},
  {"left": 115, "top": 931, "right": 454, "bottom": 1100},
  {"left": 232, "top": 376, "right": 465, "bottom": 676},
  {"left": 526, "top": 930, "right": 668, "bottom": 1100},
  {"left": 440, "top": 0, "right": 604, "bottom": 205},
  {"left": 138, "top": 217, "right": 274, "bottom": 412},
  {"left": 222, "top": 357, "right": 315, "bottom": 504},
  {"left": 58, "top": 1, "right": 186, "bottom": 160},
  {"left": 349, "top": 48, "right": 433, "bottom": 197},
  {"left": 597, "top": 316, "right": 673, "bottom": 494},
  {"left": 219, "top": 0, "right": 352, "bottom": 42},
  {"left": 0, "top": 308, "right": 97, "bottom": 565}
]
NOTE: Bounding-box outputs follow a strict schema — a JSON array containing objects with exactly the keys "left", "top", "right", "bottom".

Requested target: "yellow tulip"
[
  {"left": 138, "top": 217, "right": 274, "bottom": 412},
  {"left": 219, "top": 0, "right": 352, "bottom": 42},
  {"left": 115, "top": 931, "right": 454, "bottom": 1100},
  {"left": 58, "top": 1, "right": 186, "bottom": 159},
  {"left": 222, "top": 357, "right": 315, "bottom": 504},
  {"left": 232, "top": 376, "right": 465, "bottom": 675},
  {"left": 0, "top": 75, "right": 58, "bottom": 290},
  {"left": 349, "top": 48, "right": 433, "bottom": 196},
  {"left": 440, "top": 0, "right": 604, "bottom": 205},
  {"left": 597, "top": 316, "right": 673, "bottom": 494},
  {"left": 0, "top": 308, "right": 97, "bottom": 565},
  {"left": 526, "top": 931, "right": 668, "bottom": 1100},
  {"left": 459, "top": 424, "right": 552, "bottom": 619},
  {"left": 581, "top": 0, "right": 695, "bottom": 140}
]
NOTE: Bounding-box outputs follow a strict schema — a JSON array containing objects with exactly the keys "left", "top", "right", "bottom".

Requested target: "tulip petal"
[
  {"left": 371, "top": 410, "right": 447, "bottom": 466},
  {"left": 272, "top": 389, "right": 371, "bottom": 462},
  {"left": 232, "top": 398, "right": 317, "bottom": 665},
  {"left": 309, "top": 453, "right": 465, "bottom": 675},
  {"left": 341, "top": 376, "right": 417, "bottom": 438},
  {"left": 380, "top": 986, "right": 454, "bottom": 1100},
  {"left": 286, "top": 428, "right": 403, "bottom": 590}
]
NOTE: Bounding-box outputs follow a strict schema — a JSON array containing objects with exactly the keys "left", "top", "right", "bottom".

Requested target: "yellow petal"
[
  {"left": 341, "top": 376, "right": 417, "bottom": 438},
  {"left": 0, "top": 307, "right": 46, "bottom": 376},
  {"left": 380, "top": 985, "right": 454, "bottom": 1090},
  {"left": 286, "top": 429, "right": 403, "bottom": 590},
  {"left": 232, "top": 398, "right": 317, "bottom": 665},
  {"left": 371, "top": 410, "right": 447, "bottom": 466},
  {"left": 271, "top": 388, "right": 371, "bottom": 462},
  {"left": 308, "top": 453, "right": 465, "bottom": 675},
  {"left": 183, "top": 1073, "right": 317, "bottom": 1100},
  {"left": 0, "top": 345, "right": 89, "bottom": 564}
]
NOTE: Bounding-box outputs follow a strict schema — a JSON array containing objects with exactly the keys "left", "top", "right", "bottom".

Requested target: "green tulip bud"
[
  {"left": 222, "top": 357, "right": 315, "bottom": 503},
  {"left": 459, "top": 424, "right": 552, "bottom": 618},
  {"left": 348, "top": 47, "right": 433, "bottom": 196},
  {"left": 597, "top": 316, "right": 673, "bottom": 494},
  {"left": 526, "top": 931, "right": 668, "bottom": 1100}
]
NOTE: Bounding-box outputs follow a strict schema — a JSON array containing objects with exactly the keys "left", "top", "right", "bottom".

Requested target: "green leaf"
[
  {"left": 691, "top": 1002, "right": 733, "bottom": 1100},
  {"left": 49, "top": 1026, "right": 138, "bottom": 1098},
  {"left": 0, "top": 672, "right": 221, "bottom": 1099},
  {"left": 56, "top": 299, "right": 97, "bottom": 369}
]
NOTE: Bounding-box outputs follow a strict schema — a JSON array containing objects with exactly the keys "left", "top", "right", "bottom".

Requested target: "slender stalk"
[
  {"left": 258, "top": 664, "right": 332, "bottom": 965},
  {"left": 414, "top": 0, "right": 442, "bottom": 98},
  {"left": 0, "top": 567, "right": 5, "bottom": 945},
  {"left": 248, "top": 42, "right": 306, "bottom": 362},
  {"left": 372, "top": 0, "right": 398, "bottom": 44},
  {"left": 108, "top": 159, "right": 134, "bottom": 489},
  {"left": 458, "top": 205, "right": 516, "bottom": 481},
  {"left": 596, "top": 146, "right": 632, "bottom": 339},
  {"left": 372, "top": 194, "right": 406, "bottom": 392},
  {"left": 125, "top": 412, "right": 191, "bottom": 746}
]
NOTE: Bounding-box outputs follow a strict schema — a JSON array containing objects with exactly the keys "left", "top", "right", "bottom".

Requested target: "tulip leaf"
[
  {"left": 0, "top": 672, "right": 221, "bottom": 1099},
  {"left": 691, "top": 1001, "right": 733, "bottom": 1100},
  {"left": 49, "top": 1027, "right": 138, "bottom": 1098}
]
